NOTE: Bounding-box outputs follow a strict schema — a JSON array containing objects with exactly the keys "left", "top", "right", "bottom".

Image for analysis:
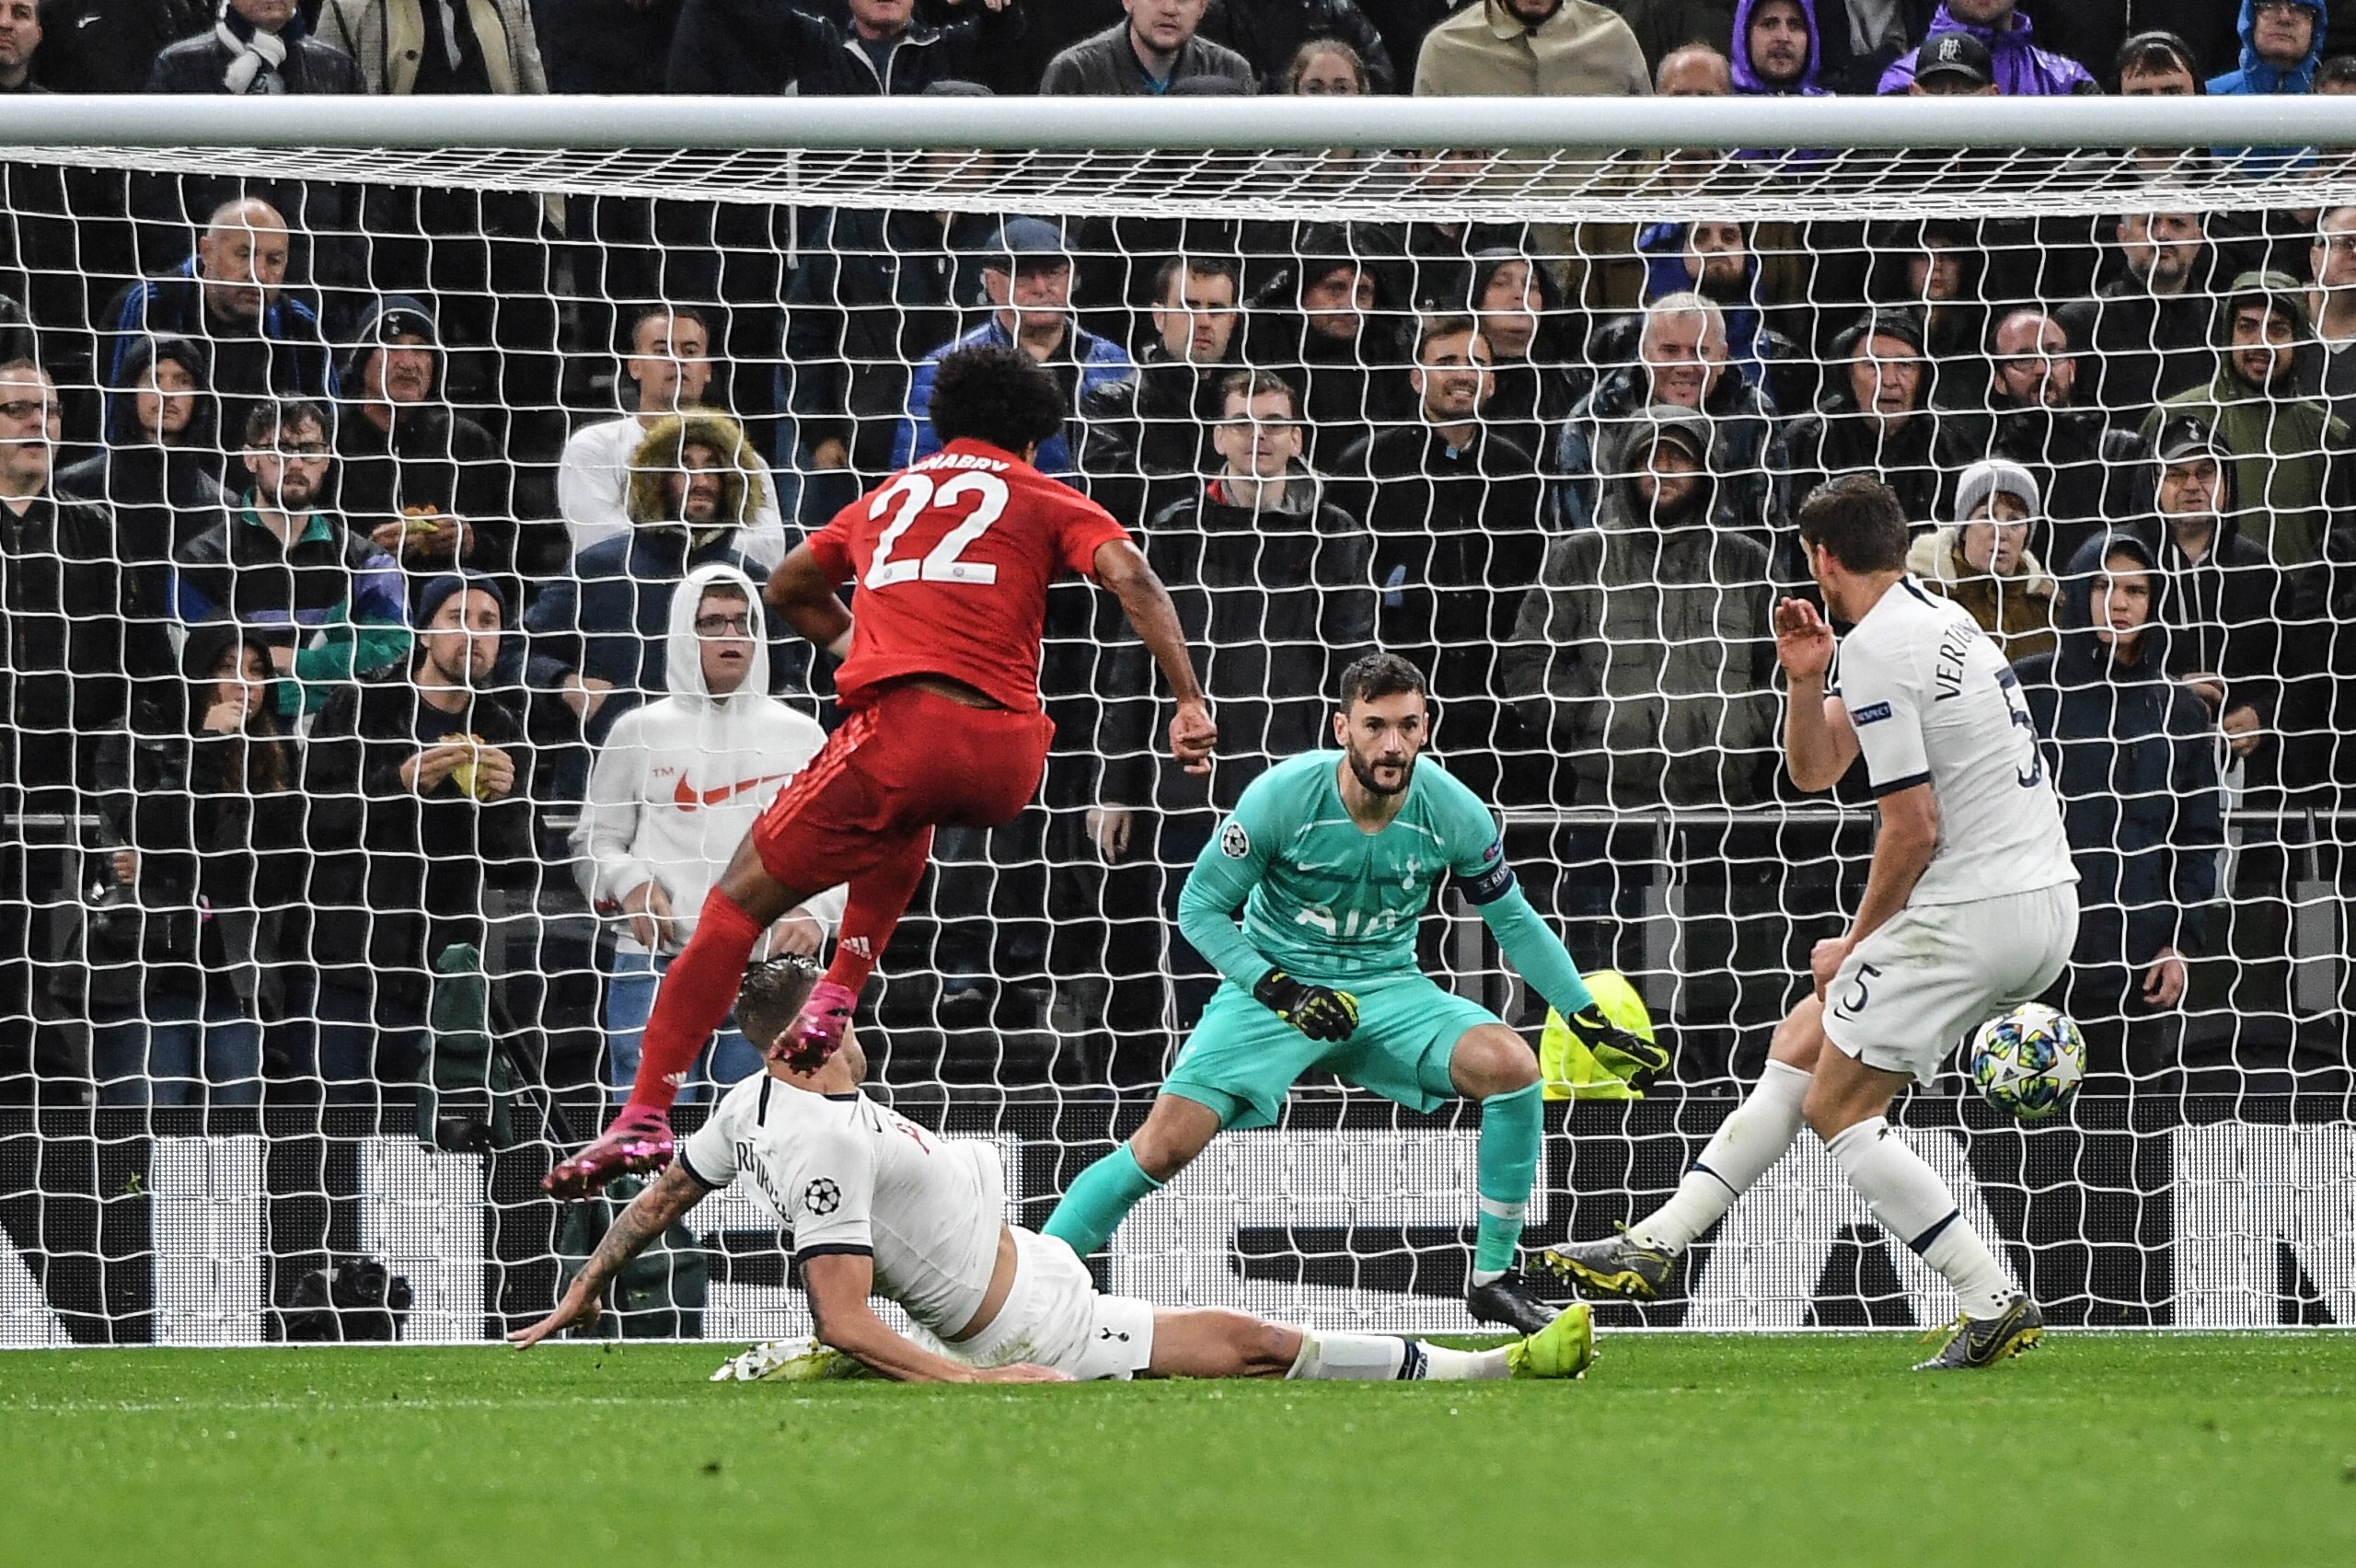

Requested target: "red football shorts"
[{"left": 750, "top": 681, "right": 1056, "bottom": 894}]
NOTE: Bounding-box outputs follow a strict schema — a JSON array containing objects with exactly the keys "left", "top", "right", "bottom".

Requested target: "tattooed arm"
[{"left": 508, "top": 1161, "right": 710, "bottom": 1348}]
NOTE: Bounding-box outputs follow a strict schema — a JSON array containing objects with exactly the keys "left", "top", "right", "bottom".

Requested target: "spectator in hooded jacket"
[
  {"left": 667, "top": 0, "right": 1022, "bottom": 95},
  {"left": 562, "top": 305, "right": 791, "bottom": 571},
  {"left": 1903, "top": 457, "right": 2058, "bottom": 663},
  {"left": 2139, "top": 270, "right": 2355, "bottom": 577},
  {"left": 893, "top": 219, "right": 1135, "bottom": 481},
  {"left": 525, "top": 409, "right": 771, "bottom": 766},
  {"left": 99, "top": 198, "right": 335, "bottom": 474},
  {"left": 1876, "top": 1, "right": 2093, "bottom": 94},
  {"left": 333, "top": 294, "right": 525, "bottom": 588},
  {"left": 572, "top": 564, "right": 843, "bottom": 1102},
  {"left": 302, "top": 574, "right": 535, "bottom": 1102},
  {"left": 2015, "top": 532, "right": 2223, "bottom": 1082},
  {"left": 173, "top": 398, "right": 411, "bottom": 718},
  {"left": 58, "top": 334, "right": 231, "bottom": 577},
  {"left": 1507, "top": 406, "right": 1778, "bottom": 809},
  {"left": 1771, "top": 308, "right": 1943, "bottom": 575},
  {"left": 1245, "top": 243, "right": 1413, "bottom": 472},
  {"left": 1200, "top": 0, "right": 1392, "bottom": 91},
  {"left": 89, "top": 624, "right": 302, "bottom": 1107},
  {"left": 1731, "top": 0, "right": 1826, "bottom": 97},
  {"left": 1556, "top": 291, "right": 1777, "bottom": 545},
  {"left": 2211, "top": 0, "right": 2324, "bottom": 96}
]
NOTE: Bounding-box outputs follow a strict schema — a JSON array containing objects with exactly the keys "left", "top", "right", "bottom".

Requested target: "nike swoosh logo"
[
  {"left": 674, "top": 773, "right": 789, "bottom": 809},
  {"left": 77, "top": 15, "right": 99, "bottom": 25}
]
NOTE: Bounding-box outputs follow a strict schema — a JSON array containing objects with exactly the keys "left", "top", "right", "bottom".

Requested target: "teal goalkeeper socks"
[
  {"left": 1044, "top": 1142, "right": 1162, "bottom": 1255},
  {"left": 1474, "top": 1083, "right": 1543, "bottom": 1275}
]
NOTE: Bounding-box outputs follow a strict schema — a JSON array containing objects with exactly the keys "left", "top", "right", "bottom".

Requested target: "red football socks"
[
  {"left": 819, "top": 828, "right": 932, "bottom": 998},
  {"left": 625, "top": 888, "right": 765, "bottom": 1116}
]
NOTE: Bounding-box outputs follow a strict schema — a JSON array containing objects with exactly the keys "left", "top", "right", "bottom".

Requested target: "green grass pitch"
[{"left": 5, "top": 1332, "right": 2351, "bottom": 1566}]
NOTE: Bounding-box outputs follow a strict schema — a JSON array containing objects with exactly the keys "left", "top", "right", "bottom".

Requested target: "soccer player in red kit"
[{"left": 547, "top": 345, "right": 1216, "bottom": 1197}]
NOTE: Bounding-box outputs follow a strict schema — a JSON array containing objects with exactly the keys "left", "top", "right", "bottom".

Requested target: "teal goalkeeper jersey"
[{"left": 1177, "top": 749, "right": 1526, "bottom": 986}]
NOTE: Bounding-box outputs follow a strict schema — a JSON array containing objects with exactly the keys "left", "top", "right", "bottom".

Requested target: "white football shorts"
[
  {"left": 1822, "top": 882, "right": 2080, "bottom": 1084},
  {"left": 915, "top": 1227, "right": 1155, "bottom": 1381}
]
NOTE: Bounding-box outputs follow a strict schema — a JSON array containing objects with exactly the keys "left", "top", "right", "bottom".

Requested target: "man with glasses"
[
  {"left": 172, "top": 398, "right": 410, "bottom": 718},
  {"left": 572, "top": 565, "right": 843, "bottom": 1103},
  {"left": 1936, "top": 306, "right": 2146, "bottom": 573}
]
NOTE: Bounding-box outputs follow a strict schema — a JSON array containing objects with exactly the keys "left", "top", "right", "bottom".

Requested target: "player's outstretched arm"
[
  {"left": 1092, "top": 538, "right": 1215, "bottom": 774},
  {"left": 1774, "top": 597, "right": 1858, "bottom": 792},
  {"left": 801, "top": 1251, "right": 1067, "bottom": 1384},
  {"left": 508, "top": 1161, "right": 710, "bottom": 1348},
  {"left": 766, "top": 543, "right": 855, "bottom": 660},
  {"left": 1814, "top": 782, "right": 1939, "bottom": 998}
]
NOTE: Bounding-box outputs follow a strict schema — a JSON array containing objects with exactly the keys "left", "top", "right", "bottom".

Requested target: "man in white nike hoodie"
[{"left": 572, "top": 562, "right": 844, "bottom": 1101}]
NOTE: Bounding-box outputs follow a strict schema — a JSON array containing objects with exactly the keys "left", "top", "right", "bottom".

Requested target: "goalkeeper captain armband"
[{"left": 1253, "top": 970, "right": 1359, "bottom": 1043}]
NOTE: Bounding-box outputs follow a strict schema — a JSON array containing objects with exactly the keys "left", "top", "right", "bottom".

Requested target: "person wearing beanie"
[
  {"left": 1904, "top": 456, "right": 2058, "bottom": 663},
  {"left": 331, "top": 294, "right": 519, "bottom": 590},
  {"left": 301, "top": 573, "right": 535, "bottom": 1102}
]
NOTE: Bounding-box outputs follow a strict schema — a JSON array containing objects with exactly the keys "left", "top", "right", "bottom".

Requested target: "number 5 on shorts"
[{"left": 1835, "top": 962, "right": 1884, "bottom": 1020}]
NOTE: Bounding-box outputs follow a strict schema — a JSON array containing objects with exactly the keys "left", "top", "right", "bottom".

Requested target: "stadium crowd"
[{"left": 1, "top": 0, "right": 2353, "bottom": 1116}]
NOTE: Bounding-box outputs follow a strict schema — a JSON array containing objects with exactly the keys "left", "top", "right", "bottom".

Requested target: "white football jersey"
[
  {"left": 1832, "top": 577, "right": 2077, "bottom": 906},
  {"left": 680, "top": 1076, "right": 1006, "bottom": 1339}
]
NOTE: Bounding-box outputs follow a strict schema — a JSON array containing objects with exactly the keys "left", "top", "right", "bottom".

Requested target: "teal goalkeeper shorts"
[{"left": 1161, "top": 973, "right": 1502, "bottom": 1130}]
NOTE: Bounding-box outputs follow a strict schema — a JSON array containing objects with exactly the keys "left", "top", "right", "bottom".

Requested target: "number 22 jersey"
[
  {"left": 1832, "top": 577, "right": 2077, "bottom": 906},
  {"left": 803, "top": 438, "right": 1133, "bottom": 713}
]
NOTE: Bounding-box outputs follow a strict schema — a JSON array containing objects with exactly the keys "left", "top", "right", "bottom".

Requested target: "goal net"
[{"left": 0, "top": 96, "right": 2350, "bottom": 1347}]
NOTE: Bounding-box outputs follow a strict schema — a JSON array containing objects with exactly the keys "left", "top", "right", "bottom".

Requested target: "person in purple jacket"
[
  {"left": 1876, "top": 1, "right": 2093, "bottom": 96},
  {"left": 1731, "top": 0, "right": 1829, "bottom": 98}
]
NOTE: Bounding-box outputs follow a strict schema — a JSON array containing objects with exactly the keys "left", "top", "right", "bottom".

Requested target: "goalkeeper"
[{"left": 1045, "top": 654, "right": 1662, "bottom": 1333}]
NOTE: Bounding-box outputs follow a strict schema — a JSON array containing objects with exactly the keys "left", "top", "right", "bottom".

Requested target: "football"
[{"left": 1969, "top": 1003, "right": 2087, "bottom": 1121}]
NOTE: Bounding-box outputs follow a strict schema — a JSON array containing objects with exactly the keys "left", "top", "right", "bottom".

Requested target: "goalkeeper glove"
[
  {"left": 1568, "top": 1004, "right": 1668, "bottom": 1089},
  {"left": 1253, "top": 969, "right": 1359, "bottom": 1043}
]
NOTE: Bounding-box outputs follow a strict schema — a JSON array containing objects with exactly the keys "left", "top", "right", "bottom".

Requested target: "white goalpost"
[{"left": 0, "top": 93, "right": 2349, "bottom": 1346}]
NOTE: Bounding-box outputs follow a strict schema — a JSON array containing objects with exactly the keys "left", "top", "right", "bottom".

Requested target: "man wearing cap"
[
  {"left": 1042, "top": 0, "right": 1254, "bottom": 95},
  {"left": 1905, "top": 28, "right": 1998, "bottom": 94},
  {"left": 1877, "top": 2, "right": 2093, "bottom": 95},
  {"left": 302, "top": 572, "right": 536, "bottom": 1102},
  {"left": 172, "top": 397, "right": 411, "bottom": 718},
  {"left": 893, "top": 218, "right": 1134, "bottom": 482},
  {"left": 2139, "top": 269, "right": 2355, "bottom": 573},
  {"left": 668, "top": 0, "right": 1022, "bottom": 96},
  {"left": 334, "top": 294, "right": 520, "bottom": 588},
  {"left": 1904, "top": 457, "right": 2058, "bottom": 663},
  {"left": 2136, "top": 415, "right": 2294, "bottom": 778}
]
